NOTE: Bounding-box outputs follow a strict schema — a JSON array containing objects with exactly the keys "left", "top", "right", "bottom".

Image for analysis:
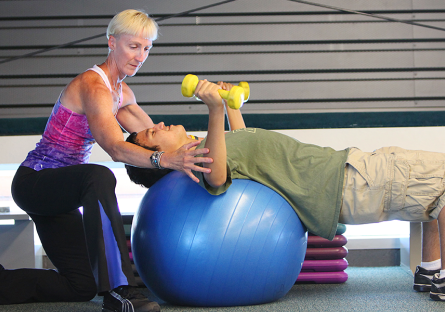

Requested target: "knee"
[
  {"left": 70, "top": 276, "right": 98, "bottom": 302},
  {"left": 47, "top": 269, "right": 98, "bottom": 302},
  {"left": 73, "top": 289, "right": 97, "bottom": 302},
  {"left": 84, "top": 165, "right": 117, "bottom": 189}
]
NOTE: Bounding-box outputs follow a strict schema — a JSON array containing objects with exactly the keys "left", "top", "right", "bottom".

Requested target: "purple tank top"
[{"left": 21, "top": 65, "right": 122, "bottom": 171}]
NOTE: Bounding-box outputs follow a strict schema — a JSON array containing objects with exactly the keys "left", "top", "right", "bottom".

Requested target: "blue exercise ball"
[{"left": 131, "top": 171, "right": 307, "bottom": 307}]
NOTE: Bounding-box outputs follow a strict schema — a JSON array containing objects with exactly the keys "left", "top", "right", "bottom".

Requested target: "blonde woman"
[{"left": 6, "top": 9, "right": 212, "bottom": 312}]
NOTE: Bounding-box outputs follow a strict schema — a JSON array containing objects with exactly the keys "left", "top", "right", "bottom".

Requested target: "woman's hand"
[{"left": 161, "top": 140, "right": 213, "bottom": 183}]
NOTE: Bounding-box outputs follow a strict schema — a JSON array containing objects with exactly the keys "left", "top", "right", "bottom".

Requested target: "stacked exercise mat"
[{"left": 296, "top": 223, "right": 349, "bottom": 284}]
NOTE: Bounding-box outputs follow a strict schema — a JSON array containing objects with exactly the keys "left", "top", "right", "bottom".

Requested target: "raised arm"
[
  {"left": 217, "top": 81, "right": 246, "bottom": 131},
  {"left": 194, "top": 80, "right": 228, "bottom": 188}
]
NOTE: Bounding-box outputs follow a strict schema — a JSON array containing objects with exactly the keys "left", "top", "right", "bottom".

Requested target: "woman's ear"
[{"left": 108, "top": 35, "right": 116, "bottom": 51}]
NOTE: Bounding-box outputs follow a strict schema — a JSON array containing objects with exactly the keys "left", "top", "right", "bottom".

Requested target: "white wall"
[
  {"left": 1, "top": 126, "right": 443, "bottom": 253},
  {"left": 2, "top": 126, "right": 445, "bottom": 214},
  {"left": 2, "top": 126, "right": 445, "bottom": 165}
]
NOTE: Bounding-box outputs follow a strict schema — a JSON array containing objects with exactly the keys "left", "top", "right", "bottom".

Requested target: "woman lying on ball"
[{"left": 126, "top": 79, "right": 445, "bottom": 300}]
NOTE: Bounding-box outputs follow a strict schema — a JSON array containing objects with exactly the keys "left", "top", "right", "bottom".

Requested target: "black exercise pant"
[{"left": 1, "top": 164, "right": 136, "bottom": 304}]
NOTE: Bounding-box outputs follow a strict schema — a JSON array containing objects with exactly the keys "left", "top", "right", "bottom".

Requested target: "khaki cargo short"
[{"left": 339, "top": 146, "right": 445, "bottom": 225}]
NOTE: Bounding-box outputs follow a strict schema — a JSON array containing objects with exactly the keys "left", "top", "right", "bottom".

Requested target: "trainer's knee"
[
  {"left": 84, "top": 164, "right": 117, "bottom": 189},
  {"left": 70, "top": 275, "right": 97, "bottom": 302},
  {"left": 72, "top": 288, "right": 97, "bottom": 302}
]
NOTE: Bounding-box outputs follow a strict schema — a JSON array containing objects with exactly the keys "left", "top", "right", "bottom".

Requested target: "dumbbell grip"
[
  {"left": 181, "top": 74, "right": 246, "bottom": 109},
  {"left": 218, "top": 89, "right": 229, "bottom": 99}
]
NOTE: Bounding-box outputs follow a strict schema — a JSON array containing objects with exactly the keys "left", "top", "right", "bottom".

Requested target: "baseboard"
[{"left": 347, "top": 249, "right": 400, "bottom": 267}]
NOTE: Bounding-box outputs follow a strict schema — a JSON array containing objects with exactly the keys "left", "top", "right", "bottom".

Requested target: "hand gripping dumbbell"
[{"left": 181, "top": 74, "right": 250, "bottom": 110}]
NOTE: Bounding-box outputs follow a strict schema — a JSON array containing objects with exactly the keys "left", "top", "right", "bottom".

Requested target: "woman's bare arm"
[{"left": 78, "top": 75, "right": 212, "bottom": 182}]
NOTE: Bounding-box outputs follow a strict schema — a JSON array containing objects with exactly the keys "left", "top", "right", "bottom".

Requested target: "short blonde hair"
[{"left": 107, "top": 9, "right": 158, "bottom": 41}]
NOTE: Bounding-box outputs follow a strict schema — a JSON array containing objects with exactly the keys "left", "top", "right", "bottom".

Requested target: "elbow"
[
  {"left": 208, "top": 181, "right": 225, "bottom": 189},
  {"left": 107, "top": 146, "right": 125, "bottom": 163},
  {"left": 110, "top": 155, "right": 121, "bottom": 163},
  {"left": 205, "top": 174, "right": 226, "bottom": 189}
]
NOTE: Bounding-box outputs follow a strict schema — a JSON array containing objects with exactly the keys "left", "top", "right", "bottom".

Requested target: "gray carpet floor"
[{"left": 2, "top": 267, "right": 444, "bottom": 311}]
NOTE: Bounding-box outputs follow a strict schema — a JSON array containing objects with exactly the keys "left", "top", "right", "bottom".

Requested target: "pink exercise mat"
[
  {"left": 305, "top": 246, "right": 348, "bottom": 260},
  {"left": 307, "top": 235, "right": 347, "bottom": 248},
  {"left": 296, "top": 271, "right": 348, "bottom": 284},
  {"left": 301, "top": 259, "right": 348, "bottom": 272}
]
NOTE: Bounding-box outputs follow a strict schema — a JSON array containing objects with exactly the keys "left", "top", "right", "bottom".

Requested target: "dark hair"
[{"left": 125, "top": 132, "right": 173, "bottom": 188}]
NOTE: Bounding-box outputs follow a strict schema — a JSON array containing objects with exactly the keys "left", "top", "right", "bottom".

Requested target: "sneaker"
[
  {"left": 431, "top": 273, "right": 445, "bottom": 301},
  {"left": 413, "top": 266, "right": 440, "bottom": 292},
  {"left": 102, "top": 286, "right": 161, "bottom": 312}
]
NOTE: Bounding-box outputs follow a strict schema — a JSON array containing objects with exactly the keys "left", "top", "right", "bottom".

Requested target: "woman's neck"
[{"left": 103, "top": 57, "right": 125, "bottom": 87}]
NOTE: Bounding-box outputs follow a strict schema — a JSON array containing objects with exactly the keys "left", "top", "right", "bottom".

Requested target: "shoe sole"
[
  {"left": 430, "top": 292, "right": 445, "bottom": 301},
  {"left": 103, "top": 308, "right": 160, "bottom": 312},
  {"left": 413, "top": 284, "right": 432, "bottom": 292},
  {"left": 102, "top": 304, "right": 160, "bottom": 312}
]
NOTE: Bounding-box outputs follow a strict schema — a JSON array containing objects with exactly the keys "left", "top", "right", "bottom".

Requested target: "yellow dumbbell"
[{"left": 181, "top": 74, "right": 250, "bottom": 110}]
